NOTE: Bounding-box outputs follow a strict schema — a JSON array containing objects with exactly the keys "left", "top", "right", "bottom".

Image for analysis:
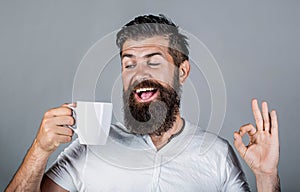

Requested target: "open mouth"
[{"left": 134, "top": 87, "right": 159, "bottom": 102}]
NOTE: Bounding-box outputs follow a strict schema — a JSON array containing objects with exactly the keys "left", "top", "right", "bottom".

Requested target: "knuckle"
[
  {"left": 43, "top": 125, "right": 55, "bottom": 136},
  {"left": 240, "top": 123, "right": 252, "bottom": 130},
  {"left": 61, "top": 136, "right": 71, "bottom": 143},
  {"left": 68, "top": 116, "right": 75, "bottom": 125},
  {"left": 67, "top": 108, "right": 73, "bottom": 116},
  {"left": 44, "top": 109, "right": 53, "bottom": 117},
  {"left": 37, "top": 132, "right": 60, "bottom": 152},
  {"left": 67, "top": 128, "right": 74, "bottom": 135},
  {"left": 42, "top": 118, "right": 50, "bottom": 125},
  {"left": 43, "top": 136, "right": 54, "bottom": 149},
  {"left": 44, "top": 127, "right": 51, "bottom": 134},
  {"left": 53, "top": 141, "right": 60, "bottom": 148},
  {"left": 51, "top": 137, "right": 61, "bottom": 148},
  {"left": 44, "top": 111, "right": 49, "bottom": 118},
  {"left": 63, "top": 108, "right": 72, "bottom": 117},
  {"left": 64, "top": 116, "right": 71, "bottom": 124},
  {"left": 62, "top": 107, "right": 72, "bottom": 115},
  {"left": 44, "top": 125, "right": 53, "bottom": 134}
]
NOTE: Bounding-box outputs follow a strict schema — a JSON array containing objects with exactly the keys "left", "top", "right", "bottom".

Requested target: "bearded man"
[{"left": 6, "top": 14, "right": 280, "bottom": 191}]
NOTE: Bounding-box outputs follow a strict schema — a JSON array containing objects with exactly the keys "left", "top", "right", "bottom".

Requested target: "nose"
[{"left": 131, "top": 62, "right": 152, "bottom": 84}]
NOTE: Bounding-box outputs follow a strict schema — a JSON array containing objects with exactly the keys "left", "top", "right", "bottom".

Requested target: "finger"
[
  {"left": 234, "top": 132, "right": 247, "bottom": 158},
  {"left": 270, "top": 110, "right": 278, "bottom": 136},
  {"left": 43, "top": 120, "right": 74, "bottom": 136},
  {"left": 252, "top": 99, "right": 263, "bottom": 131},
  {"left": 61, "top": 103, "right": 76, "bottom": 119},
  {"left": 44, "top": 107, "right": 73, "bottom": 118},
  {"left": 61, "top": 102, "right": 76, "bottom": 108},
  {"left": 239, "top": 123, "right": 256, "bottom": 137},
  {"left": 54, "top": 126, "right": 74, "bottom": 136},
  {"left": 55, "top": 134, "right": 73, "bottom": 145},
  {"left": 262, "top": 101, "right": 270, "bottom": 132},
  {"left": 50, "top": 116, "right": 75, "bottom": 127}
]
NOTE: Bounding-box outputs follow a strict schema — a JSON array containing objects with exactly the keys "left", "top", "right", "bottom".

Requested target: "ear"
[{"left": 179, "top": 60, "right": 190, "bottom": 84}]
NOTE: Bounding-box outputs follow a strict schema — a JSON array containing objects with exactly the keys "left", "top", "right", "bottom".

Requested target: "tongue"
[{"left": 140, "top": 91, "right": 154, "bottom": 100}]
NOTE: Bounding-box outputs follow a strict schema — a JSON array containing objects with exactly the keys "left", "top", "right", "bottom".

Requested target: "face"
[
  {"left": 121, "top": 36, "right": 177, "bottom": 92},
  {"left": 121, "top": 36, "right": 182, "bottom": 135}
]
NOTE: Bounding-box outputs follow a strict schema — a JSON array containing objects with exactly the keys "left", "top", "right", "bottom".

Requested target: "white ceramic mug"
[{"left": 70, "top": 101, "right": 113, "bottom": 145}]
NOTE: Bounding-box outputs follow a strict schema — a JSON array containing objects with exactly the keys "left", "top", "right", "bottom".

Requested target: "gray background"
[{"left": 1, "top": 0, "right": 299, "bottom": 191}]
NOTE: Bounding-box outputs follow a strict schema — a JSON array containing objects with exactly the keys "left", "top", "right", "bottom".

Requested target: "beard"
[{"left": 123, "top": 71, "right": 181, "bottom": 135}]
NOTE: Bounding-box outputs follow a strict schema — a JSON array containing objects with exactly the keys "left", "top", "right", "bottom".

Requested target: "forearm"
[
  {"left": 256, "top": 172, "right": 281, "bottom": 192},
  {"left": 5, "top": 140, "right": 51, "bottom": 192}
]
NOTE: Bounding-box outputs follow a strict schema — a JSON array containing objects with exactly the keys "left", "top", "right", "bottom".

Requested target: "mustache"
[
  {"left": 127, "top": 79, "right": 164, "bottom": 93},
  {"left": 122, "top": 77, "right": 182, "bottom": 135}
]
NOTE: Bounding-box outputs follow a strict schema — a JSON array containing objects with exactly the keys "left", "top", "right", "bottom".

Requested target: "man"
[{"left": 6, "top": 14, "right": 280, "bottom": 191}]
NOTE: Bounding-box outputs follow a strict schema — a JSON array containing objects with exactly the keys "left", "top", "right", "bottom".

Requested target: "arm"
[
  {"left": 41, "top": 175, "right": 68, "bottom": 192},
  {"left": 234, "top": 99, "right": 280, "bottom": 192},
  {"left": 5, "top": 104, "right": 74, "bottom": 192}
]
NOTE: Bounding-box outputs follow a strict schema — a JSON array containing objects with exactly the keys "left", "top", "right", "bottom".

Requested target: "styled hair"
[{"left": 116, "top": 14, "right": 189, "bottom": 67}]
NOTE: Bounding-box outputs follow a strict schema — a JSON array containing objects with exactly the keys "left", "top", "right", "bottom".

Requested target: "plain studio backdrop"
[{"left": 0, "top": 1, "right": 299, "bottom": 191}]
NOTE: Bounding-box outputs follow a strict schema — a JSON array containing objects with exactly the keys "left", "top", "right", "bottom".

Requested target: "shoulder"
[
  {"left": 45, "top": 139, "right": 87, "bottom": 191},
  {"left": 55, "top": 139, "right": 87, "bottom": 163},
  {"left": 184, "top": 121, "right": 231, "bottom": 158}
]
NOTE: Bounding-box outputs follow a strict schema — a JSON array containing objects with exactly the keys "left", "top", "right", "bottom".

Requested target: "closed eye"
[
  {"left": 148, "top": 63, "right": 160, "bottom": 66},
  {"left": 124, "top": 64, "right": 136, "bottom": 69}
]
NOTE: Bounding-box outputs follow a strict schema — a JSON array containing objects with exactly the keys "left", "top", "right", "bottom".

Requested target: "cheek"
[
  {"left": 154, "top": 68, "right": 175, "bottom": 85},
  {"left": 122, "top": 73, "right": 131, "bottom": 91}
]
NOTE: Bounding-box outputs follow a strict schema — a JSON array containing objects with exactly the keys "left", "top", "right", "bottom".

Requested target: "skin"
[
  {"left": 121, "top": 37, "right": 190, "bottom": 149},
  {"left": 234, "top": 99, "right": 280, "bottom": 191},
  {"left": 5, "top": 104, "right": 74, "bottom": 192},
  {"left": 5, "top": 36, "right": 280, "bottom": 191}
]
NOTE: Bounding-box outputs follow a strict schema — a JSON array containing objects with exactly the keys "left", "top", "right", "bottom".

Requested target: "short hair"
[{"left": 116, "top": 14, "right": 189, "bottom": 67}]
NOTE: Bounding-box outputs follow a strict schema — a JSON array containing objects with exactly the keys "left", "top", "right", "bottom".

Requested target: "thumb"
[{"left": 62, "top": 102, "right": 76, "bottom": 107}]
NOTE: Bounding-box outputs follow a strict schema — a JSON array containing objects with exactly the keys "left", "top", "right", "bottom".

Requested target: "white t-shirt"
[{"left": 46, "top": 121, "right": 250, "bottom": 191}]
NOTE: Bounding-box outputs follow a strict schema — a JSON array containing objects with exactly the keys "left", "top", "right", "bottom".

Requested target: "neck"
[{"left": 149, "top": 115, "right": 184, "bottom": 150}]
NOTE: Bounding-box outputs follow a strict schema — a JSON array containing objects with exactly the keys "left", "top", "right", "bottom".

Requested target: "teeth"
[{"left": 135, "top": 87, "right": 155, "bottom": 93}]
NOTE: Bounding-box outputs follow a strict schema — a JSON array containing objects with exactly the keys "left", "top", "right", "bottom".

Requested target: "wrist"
[
  {"left": 255, "top": 172, "right": 278, "bottom": 182},
  {"left": 254, "top": 168, "right": 278, "bottom": 179},
  {"left": 31, "top": 139, "right": 52, "bottom": 160},
  {"left": 255, "top": 172, "right": 281, "bottom": 192}
]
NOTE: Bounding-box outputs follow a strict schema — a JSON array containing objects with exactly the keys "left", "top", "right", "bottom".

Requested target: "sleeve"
[
  {"left": 221, "top": 142, "right": 251, "bottom": 192},
  {"left": 45, "top": 139, "right": 86, "bottom": 192}
]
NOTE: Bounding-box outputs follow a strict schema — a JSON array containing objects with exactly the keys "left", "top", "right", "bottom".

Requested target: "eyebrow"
[
  {"left": 122, "top": 53, "right": 134, "bottom": 59},
  {"left": 122, "top": 52, "right": 164, "bottom": 60},
  {"left": 144, "top": 52, "right": 163, "bottom": 58}
]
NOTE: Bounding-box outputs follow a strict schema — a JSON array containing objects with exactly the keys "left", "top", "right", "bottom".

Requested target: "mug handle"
[{"left": 67, "top": 105, "right": 78, "bottom": 134}]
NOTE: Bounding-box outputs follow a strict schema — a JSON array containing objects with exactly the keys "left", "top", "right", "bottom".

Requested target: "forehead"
[{"left": 122, "top": 36, "right": 170, "bottom": 57}]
